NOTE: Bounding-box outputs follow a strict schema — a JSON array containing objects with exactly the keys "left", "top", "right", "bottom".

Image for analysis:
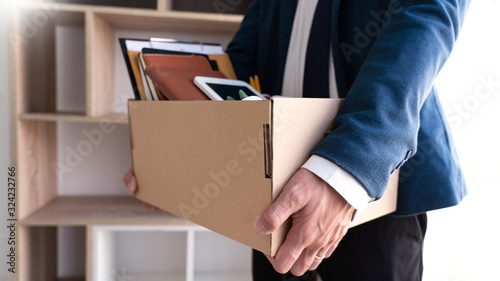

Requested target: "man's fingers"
[
  {"left": 307, "top": 247, "right": 328, "bottom": 271},
  {"left": 274, "top": 224, "right": 326, "bottom": 275},
  {"left": 324, "top": 241, "right": 339, "bottom": 259},
  {"left": 123, "top": 167, "right": 167, "bottom": 213},
  {"left": 315, "top": 247, "right": 329, "bottom": 261},
  {"left": 127, "top": 181, "right": 137, "bottom": 194},
  {"left": 123, "top": 168, "right": 137, "bottom": 194},
  {"left": 255, "top": 183, "right": 305, "bottom": 235},
  {"left": 255, "top": 205, "right": 286, "bottom": 235},
  {"left": 155, "top": 207, "right": 165, "bottom": 213},
  {"left": 269, "top": 242, "right": 301, "bottom": 273},
  {"left": 308, "top": 256, "right": 323, "bottom": 272},
  {"left": 289, "top": 247, "right": 322, "bottom": 276}
]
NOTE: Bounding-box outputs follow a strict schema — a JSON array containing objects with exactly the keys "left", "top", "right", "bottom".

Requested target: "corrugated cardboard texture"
[
  {"left": 129, "top": 100, "right": 273, "bottom": 254},
  {"left": 271, "top": 98, "right": 343, "bottom": 199}
]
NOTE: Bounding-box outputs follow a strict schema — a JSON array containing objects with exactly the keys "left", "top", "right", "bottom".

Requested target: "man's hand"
[
  {"left": 255, "top": 168, "right": 355, "bottom": 276},
  {"left": 123, "top": 168, "right": 164, "bottom": 212}
]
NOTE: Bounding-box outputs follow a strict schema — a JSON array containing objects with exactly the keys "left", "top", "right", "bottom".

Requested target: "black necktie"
[{"left": 303, "top": 0, "right": 333, "bottom": 98}]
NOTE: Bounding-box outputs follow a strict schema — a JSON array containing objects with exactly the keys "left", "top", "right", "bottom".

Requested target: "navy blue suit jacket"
[{"left": 226, "top": 0, "right": 469, "bottom": 215}]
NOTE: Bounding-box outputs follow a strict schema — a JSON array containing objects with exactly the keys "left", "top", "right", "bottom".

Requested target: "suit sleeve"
[{"left": 313, "top": 0, "right": 470, "bottom": 200}]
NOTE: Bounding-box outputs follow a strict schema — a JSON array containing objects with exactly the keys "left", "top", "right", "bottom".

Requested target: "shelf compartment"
[
  {"left": 21, "top": 196, "right": 194, "bottom": 226},
  {"left": 91, "top": 225, "right": 200, "bottom": 281},
  {"left": 12, "top": 7, "right": 86, "bottom": 115},
  {"left": 90, "top": 225, "right": 251, "bottom": 281},
  {"left": 18, "top": 226, "right": 58, "bottom": 281},
  {"left": 58, "top": 226, "right": 86, "bottom": 279},
  {"left": 194, "top": 231, "right": 252, "bottom": 280},
  {"left": 86, "top": 10, "right": 241, "bottom": 117},
  {"left": 19, "top": 225, "right": 87, "bottom": 280}
]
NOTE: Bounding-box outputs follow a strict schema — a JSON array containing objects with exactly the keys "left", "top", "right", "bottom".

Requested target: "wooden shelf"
[
  {"left": 14, "top": 4, "right": 86, "bottom": 25},
  {"left": 94, "top": 271, "right": 251, "bottom": 281},
  {"left": 114, "top": 272, "right": 185, "bottom": 281},
  {"left": 17, "top": 2, "right": 243, "bottom": 29},
  {"left": 195, "top": 272, "right": 252, "bottom": 281},
  {"left": 95, "top": 10, "right": 242, "bottom": 33},
  {"left": 17, "top": 2, "right": 157, "bottom": 13},
  {"left": 21, "top": 196, "right": 193, "bottom": 226},
  {"left": 19, "top": 112, "right": 129, "bottom": 124}
]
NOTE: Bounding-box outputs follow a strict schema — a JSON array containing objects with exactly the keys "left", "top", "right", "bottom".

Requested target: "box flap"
[
  {"left": 270, "top": 98, "right": 343, "bottom": 256},
  {"left": 268, "top": 98, "right": 398, "bottom": 255},
  {"left": 271, "top": 98, "right": 344, "bottom": 199}
]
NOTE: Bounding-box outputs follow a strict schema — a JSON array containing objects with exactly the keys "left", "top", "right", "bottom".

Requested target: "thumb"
[{"left": 255, "top": 183, "right": 305, "bottom": 235}]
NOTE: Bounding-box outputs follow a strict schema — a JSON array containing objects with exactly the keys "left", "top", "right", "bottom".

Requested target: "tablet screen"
[{"left": 206, "top": 83, "right": 259, "bottom": 100}]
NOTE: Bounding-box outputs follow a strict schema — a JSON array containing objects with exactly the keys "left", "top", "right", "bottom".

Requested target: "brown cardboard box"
[{"left": 128, "top": 98, "right": 398, "bottom": 256}]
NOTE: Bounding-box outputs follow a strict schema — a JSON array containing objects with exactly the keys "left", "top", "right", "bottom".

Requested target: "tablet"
[{"left": 194, "top": 76, "right": 266, "bottom": 101}]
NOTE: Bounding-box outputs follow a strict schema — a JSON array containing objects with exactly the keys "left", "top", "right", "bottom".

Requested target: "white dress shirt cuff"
[{"left": 302, "top": 155, "right": 374, "bottom": 211}]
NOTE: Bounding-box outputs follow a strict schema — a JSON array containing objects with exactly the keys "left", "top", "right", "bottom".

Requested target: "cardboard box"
[{"left": 128, "top": 98, "right": 398, "bottom": 256}]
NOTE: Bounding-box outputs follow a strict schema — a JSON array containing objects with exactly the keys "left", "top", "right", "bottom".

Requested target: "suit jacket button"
[
  {"left": 405, "top": 150, "right": 412, "bottom": 161},
  {"left": 395, "top": 151, "right": 412, "bottom": 171}
]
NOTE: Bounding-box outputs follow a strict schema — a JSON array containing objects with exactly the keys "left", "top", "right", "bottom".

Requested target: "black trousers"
[{"left": 252, "top": 214, "right": 427, "bottom": 281}]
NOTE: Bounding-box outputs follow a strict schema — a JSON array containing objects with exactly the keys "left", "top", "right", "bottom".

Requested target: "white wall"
[{"left": 423, "top": 1, "right": 500, "bottom": 280}]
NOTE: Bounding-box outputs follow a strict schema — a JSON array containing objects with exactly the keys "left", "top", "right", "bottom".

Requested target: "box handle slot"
[{"left": 263, "top": 124, "right": 272, "bottom": 178}]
